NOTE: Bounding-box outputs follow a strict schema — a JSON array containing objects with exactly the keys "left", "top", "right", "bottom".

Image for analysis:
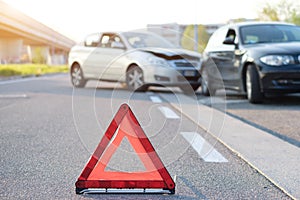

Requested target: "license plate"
[{"left": 183, "top": 70, "right": 195, "bottom": 77}]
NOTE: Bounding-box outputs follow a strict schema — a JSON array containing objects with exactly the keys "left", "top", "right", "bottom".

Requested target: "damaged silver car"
[{"left": 68, "top": 31, "right": 202, "bottom": 92}]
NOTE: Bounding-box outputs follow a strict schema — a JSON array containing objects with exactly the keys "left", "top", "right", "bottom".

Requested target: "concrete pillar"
[
  {"left": 26, "top": 45, "right": 32, "bottom": 63},
  {"left": 0, "top": 38, "right": 23, "bottom": 63},
  {"left": 51, "top": 49, "right": 68, "bottom": 65},
  {"left": 45, "top": 46, "right": 52, "bottom": 65},
  {"left": 25, "top": 46, "right": 68, "bottom": 65}
]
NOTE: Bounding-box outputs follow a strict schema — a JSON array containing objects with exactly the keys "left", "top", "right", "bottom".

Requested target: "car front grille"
[
  {"left": 275, "top": 78, "right": 300, "bottom": 85},
  {"left": 174, "top": 61, "right": 195, "bottom": 68},
  {"left": 169, "top": 60, "right": 200, "bottom": 68},
  {"left": 178, "top": 76, "right": 200, "bottom": 82}
]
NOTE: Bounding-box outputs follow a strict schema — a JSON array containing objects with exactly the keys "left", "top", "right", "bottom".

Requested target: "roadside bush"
[{"left": 0, "top": 64, "right": 68, "bottom": 77}]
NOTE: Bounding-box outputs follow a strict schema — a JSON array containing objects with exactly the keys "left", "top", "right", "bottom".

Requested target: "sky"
[{"left": 3, "top": 0, "right": 283, "bottom": 42}]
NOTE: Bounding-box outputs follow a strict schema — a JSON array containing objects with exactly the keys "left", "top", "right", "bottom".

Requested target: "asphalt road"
[
  {"left": 197, "top": 90, "right": 300, "bottom": 148},
  {"left": 0, "top": 74, "right": 292, "bottom": 199}
]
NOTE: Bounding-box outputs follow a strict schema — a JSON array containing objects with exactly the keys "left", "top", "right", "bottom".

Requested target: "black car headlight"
[{"left": 260, "top": 55, "right": 295, "bottom": 66}]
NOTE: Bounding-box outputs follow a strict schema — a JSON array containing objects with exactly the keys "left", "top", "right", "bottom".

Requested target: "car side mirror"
[
  {"left": 111, "top": 41, "right": 125, "bottom": 49},
  {"left": 223, "top": 37, "right": 235, "bottom": 45}
]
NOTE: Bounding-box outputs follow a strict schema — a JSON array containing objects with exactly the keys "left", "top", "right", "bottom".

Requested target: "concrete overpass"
[{"left": 0, "top": 0, "right": 75, "bottom": 64}]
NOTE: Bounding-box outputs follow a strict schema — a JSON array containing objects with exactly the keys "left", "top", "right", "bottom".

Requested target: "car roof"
[
  {"left": 227, "top": 21, "right": 296, "bottom": 29},
  {"left": 98, "top": 30, "right": 155, "bottom": 35}
]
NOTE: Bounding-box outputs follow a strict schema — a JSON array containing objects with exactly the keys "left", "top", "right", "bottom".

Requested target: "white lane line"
[
  {"left": 225, "top": 99, "right": 249, "bottom": 104},
  {"left": 0, "top": 94, "right": 28, "bottom": 98},
  {"left": 149, "top": 96, "right": 163, "bottom": 103},
  {"left": 181, "top": 132, "right": 228, "bottom": 163},
  {"left": 0, "top": 74, "right": 66, "bottom": 85},
  {"left": 158, "top": 106, "right": 180, "bottom": 119},
  {"left": 0, "top": 77, "right": 37, "bottom": 85}
]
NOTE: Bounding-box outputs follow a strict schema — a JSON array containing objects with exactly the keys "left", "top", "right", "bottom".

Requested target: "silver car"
[{"left": 68, "top": 31, "right": 202, "bottom": 92}]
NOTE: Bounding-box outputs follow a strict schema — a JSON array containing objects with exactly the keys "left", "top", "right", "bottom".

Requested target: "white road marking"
[
  {"left": 225, "top": 99, "right": 248, "bottom": 104},
  {"left": 158, "top": 106, "right": 180, "bottom": 119},
  {"left": 0, "top": 74, "right": 66, "bottom": 85},
  {"left": 198, "top": 97, "right": 248, "bottom": 105},
  {"left": 149, "top": 96, "right": 162, "bottom": 103},
  {"left": 0, "top": 94, "right": 28, "bottom": 98},
  {"left": 181, "top": 132, "right": 228, "bottom": 163},
  {"left": 0, "top": 77, "right": 37, "bottom": 85}
]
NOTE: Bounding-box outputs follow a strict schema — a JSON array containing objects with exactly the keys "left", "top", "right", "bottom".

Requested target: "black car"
[{"left": 201, "top": 21, "right": 300, "bottom": 103}]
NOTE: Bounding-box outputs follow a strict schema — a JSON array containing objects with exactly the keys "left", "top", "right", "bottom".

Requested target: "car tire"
[
  {"left": 201, "top": 67, "right": 216, "bottom": 96},
  {"left": 246, "top": 64, "right": 263, "bottom": 103},
  {"left": 126, "top": 65, "right": 147, "bottom": 92},
  {"left": 71, "top": 64, "right": 87, "bottom": 88}
]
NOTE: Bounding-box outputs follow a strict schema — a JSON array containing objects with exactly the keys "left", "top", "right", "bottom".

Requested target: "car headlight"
[
  {"left": 147, "top": 56, "right": 169, "bottom": 67},
  {"left": 260, "top": 55, "right": 295, "bottom": 66}
]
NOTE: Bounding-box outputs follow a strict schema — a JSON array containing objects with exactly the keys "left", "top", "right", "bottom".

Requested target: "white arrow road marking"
[
  {"left": 181, "top": 132, "right": 228, "bottom": 163},
  {"left": 158, "top": 106, "right": 180, "bottom": 119}
]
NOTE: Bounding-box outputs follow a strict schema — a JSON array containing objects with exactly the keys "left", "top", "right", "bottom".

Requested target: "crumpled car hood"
[{"left": 138, "top": 47, "right": 201, "bottom": 60}]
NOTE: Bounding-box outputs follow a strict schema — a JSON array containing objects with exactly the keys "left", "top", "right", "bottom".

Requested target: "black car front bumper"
[{"left": 260, "top": 70, "right": 300, "bottom": 93}]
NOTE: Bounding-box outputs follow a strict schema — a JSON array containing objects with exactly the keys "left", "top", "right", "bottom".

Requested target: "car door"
[
  {"left": 218, "top": 29, "right": 240, "bottom": 87},
  {"left": 80, "top": 33, "right": 101, "bottom": 78},
  {"left": 93, "top": 33, "right": 126, "bottom": 81},
  {"left": 205, "top": 27, "right": 240, "bottom": 88}
]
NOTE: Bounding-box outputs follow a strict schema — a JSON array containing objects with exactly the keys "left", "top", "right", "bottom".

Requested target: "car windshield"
[
  {"left": 123, "top": 32, "right": 175, "bottom": 48},
  {"left": 240, "top": 24, "right": 300, "bottom": 45}
]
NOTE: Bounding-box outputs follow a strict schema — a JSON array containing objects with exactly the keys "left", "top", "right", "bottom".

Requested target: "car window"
[
  {"left": 280, "top": 25, "right": 300, "bottom": 41},
  {"left": 99, "top": 34, "right": 123, "bottom": 48},
  {"left": 84, "top": 33, "right": 101, "bottom": 47},
  {"left": 123, "top": 32, "right": 175, "bottom": 48},
  {"left": 225, "top": 29, "right": 238, "bottom": 43},
  {"left": 240, "top": 25, "right": 300, "bottom": 44}
]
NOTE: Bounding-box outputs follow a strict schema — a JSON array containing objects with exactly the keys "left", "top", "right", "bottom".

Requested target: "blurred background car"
[
  {"left": 68, "top": 31, "right": 202, "bottom": 92},
  {"left": 201, "top": 21, "right": 300, "bottom": 103}
]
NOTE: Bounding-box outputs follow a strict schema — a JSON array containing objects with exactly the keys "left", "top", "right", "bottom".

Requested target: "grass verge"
[{"left": 0, "top": 64, "right": 68, "bottom": 77}]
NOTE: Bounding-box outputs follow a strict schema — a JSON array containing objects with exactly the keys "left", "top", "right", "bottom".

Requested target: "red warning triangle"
[{"left": 75, "top": 103, "right": 175, "bottom": 194}]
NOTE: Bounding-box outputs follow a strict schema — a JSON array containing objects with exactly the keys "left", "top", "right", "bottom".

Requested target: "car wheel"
[
  {"left": 71, "top": 64, "right": 87, "bottom": 88},
  {"left": 201, "top": 67, "right": 216, "bottom": 96},
  {"left": 246, "top": 64, "right": 263, "bottom": 103},
  {"left": 126, "top": 65, "right": 147, "bottom": 91}
]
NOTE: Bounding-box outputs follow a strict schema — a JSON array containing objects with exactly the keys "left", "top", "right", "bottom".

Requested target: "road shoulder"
[{"left": 160, "top": 92, "right": 300, "bottom": 200}]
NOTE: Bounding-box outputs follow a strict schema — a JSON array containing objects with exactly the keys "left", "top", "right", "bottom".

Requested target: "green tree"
[
  {"left": 181, "top": 24, "right": 209, "bottom": 53},
  {"left": 32, "top": 47, "right": 46, "bottom": 64},
  {"left": 260, "top": 3, "right": 280, "bottom": 21},
  {"left": 258, "top": 0, "right": 300, "bottom": 25}
]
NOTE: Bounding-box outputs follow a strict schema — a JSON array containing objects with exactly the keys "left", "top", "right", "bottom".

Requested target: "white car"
[{"left": 68, "top": 31, "right": 202, "bottom": 92}]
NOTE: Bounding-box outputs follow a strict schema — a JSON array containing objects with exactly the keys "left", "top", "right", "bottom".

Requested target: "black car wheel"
[
  {"left": 71, "top": 64, "right": 87, "bottom": 88},
  {"left": 246, "top": 64, "right": 263, "bottom": 103},
  {"left": 126, "top": 65, "right": 147, "bottom": 91},
  {"left": 201, "top": 67, "right": 216, "bottom": 96}
]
